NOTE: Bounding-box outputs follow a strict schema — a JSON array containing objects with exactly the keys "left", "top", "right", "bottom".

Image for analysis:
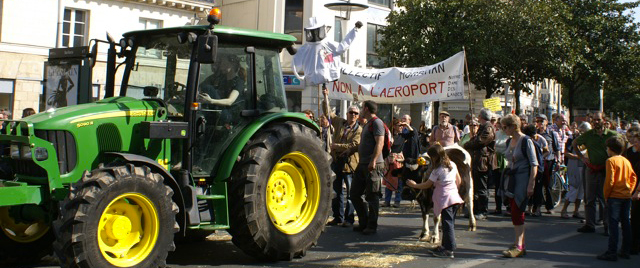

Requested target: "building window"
[
  {"left": 139, "top": 18, "right": 162, "bottom": 30},
  {"left": 62, "top": 8, "right": 88, "bottom": 47},
  {"left": 284, "top": 0, "right": 303, "bottom": 43},
  {"left": 39, "top": 82, "right": 45, "bottom": 113},
  {"left": 367, "top": 23, "right": 385, "bottom": 68},
  {"left": 92, "top": 84, "right": 100, "bottom": 102},
  {"left": 368, "top": 0, "right": 391, "bottom": 8},
  {"left": 137, "top": 19, "right": 164, "bottom": 58},
  {"left": 0, "top": 79, "right": 14, "bottom": 119},
  {"left": 334, "top": 17, "right": 343, "bottom": 42},
  {"left": 285, "top": 90, "right": 301, "bottom": 112}
]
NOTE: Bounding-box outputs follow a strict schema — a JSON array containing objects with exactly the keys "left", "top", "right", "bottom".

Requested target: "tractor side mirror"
[{"left": 197, "top": 31, "right": 218, "bottom": 64}]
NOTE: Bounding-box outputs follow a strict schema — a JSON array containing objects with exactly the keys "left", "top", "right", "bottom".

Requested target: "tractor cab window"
[
  {"left": 191, "top": 46, "right": 253, "bottom": 176},
  {"left": 197, "top": 46, "right": 253, "bottom": 121},
  {"left": 125, "top": 34, "right": 190, "bottom": 117},
  {"left": 255, "top": 49, "right": 287, "bottom": 112}
]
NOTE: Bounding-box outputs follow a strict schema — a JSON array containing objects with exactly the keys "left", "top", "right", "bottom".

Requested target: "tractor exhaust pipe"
[{"left": 104, "top": 32, "right": 117, "bottom": 98}]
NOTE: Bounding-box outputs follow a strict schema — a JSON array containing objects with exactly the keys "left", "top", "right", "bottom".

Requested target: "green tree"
[
  {"left": 378, "top": 0, "right": 564, "bottom": 114},
  {"left": 551, "top": 0, "right": 640, "bottom": 121}
]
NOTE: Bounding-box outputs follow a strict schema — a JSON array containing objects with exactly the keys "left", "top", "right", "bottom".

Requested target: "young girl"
[{"left": 407, "top": 144, "right": 463, "bottom": 258}]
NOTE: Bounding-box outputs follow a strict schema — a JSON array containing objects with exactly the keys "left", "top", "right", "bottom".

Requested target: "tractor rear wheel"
[
  {"left": 228, "top": 122, "right": 332, "bottom": 261},
  {"left": 54, "top": 164, "right": 179, "bottom": 268},
  {"left": 0, "top": 206, "right": 54, "bottom": 265}
]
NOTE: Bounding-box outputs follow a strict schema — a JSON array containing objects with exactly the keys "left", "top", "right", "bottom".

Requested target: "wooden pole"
[
  {"left": 321, "top": 83, "right": 332, "bottom": 153},
  {"left": 463, "top": 47, "right": 473, "bottom": 115},
  {"left": 317, "top": 84, "right": 321, "bottom": 118}
]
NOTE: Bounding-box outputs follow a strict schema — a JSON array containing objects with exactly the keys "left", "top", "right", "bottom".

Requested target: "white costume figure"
[{"left": 292, "top": 17, "right": 362, "bottom": 86}]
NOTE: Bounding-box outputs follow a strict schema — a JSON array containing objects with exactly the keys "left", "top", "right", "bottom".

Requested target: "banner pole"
[
  {"left": 463, "top": 47, "right": 473, "bottom": 115},
  {"left": 317, "top": 84, "right": 321, "bottom": 119}
]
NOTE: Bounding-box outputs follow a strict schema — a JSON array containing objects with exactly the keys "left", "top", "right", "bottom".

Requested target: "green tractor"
[{"left": 0, "top": 11, "right": 332, "bottom": 268}]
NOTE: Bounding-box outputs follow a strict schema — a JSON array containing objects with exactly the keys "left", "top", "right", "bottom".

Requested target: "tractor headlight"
[
  {"left": 10, "top": 144, "right": 20, "bottom": 159},
  {"left": 21, "top": 145, "right": 32, "bottom": 159},
  {"left": 33, "top": 147, "right": 48, "bottom": 161}
]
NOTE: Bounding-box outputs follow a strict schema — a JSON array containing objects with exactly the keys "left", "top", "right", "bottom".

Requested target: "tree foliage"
[
  {"left": 552, "top": 0, "right": 640, "bottom": 121},
  {"left": 378, "top": 0, "right": 640, "bottom": 119}
]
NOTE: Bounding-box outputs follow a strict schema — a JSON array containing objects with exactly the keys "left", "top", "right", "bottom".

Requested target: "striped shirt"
[{"left": 549, "top": 124, "right": 570, "bottom": 163}]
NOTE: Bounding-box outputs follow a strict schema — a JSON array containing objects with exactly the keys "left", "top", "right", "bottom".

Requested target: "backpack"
[
  {"left": 368, "top": 117, "right": 392, "bottom": 159},
  {"left": 541, "top": 128, "right": 560, "bottom": 156},
  {"left": 506, "top": 135, "right": 545, "bottom": 173}
]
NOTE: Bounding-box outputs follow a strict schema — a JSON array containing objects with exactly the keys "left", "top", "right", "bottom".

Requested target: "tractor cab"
[{"left": 117, "top": 21, "right": 289, "bottom": 177}]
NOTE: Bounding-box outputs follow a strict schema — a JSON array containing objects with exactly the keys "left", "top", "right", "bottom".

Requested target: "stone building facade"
[{"left": 0, "top": 0, "right": 213, "bottom": 118}]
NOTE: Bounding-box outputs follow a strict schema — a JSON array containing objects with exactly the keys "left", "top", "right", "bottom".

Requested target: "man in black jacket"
[{"left": 463, "top": 109, "right": 496, "bottom": 220}]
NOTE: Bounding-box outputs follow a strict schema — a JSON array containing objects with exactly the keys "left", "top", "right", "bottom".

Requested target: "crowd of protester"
[{"left": 315, "top": 91, "right": 639, "bottom": 260}]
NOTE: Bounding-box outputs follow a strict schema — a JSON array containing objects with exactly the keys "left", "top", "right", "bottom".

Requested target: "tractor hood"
[{"left": 23, "top": 97, "right": 161, "bottom": 130}]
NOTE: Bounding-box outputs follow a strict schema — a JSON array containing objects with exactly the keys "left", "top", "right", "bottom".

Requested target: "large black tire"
[
  {"left": 0, "top": 206, "right": 54, "bottom": 265},
  {"left": 53, "top": 164, "right": 179, "bottom": 268},
  {"left": 228, "top": 122, "right": 332, "bottom": 261}
]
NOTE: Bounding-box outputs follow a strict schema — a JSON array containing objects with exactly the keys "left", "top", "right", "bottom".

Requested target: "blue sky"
[{"left": 621, "top": 0, "right": 640, "bottom": 22}]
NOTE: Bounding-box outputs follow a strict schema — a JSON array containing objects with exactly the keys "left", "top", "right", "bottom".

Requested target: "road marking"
[
  {"left": 446, "top": 258, "right": 493, "bottom": 268},
  {"left": 541, "top": 231, "right": 580, "bottom": 243}
]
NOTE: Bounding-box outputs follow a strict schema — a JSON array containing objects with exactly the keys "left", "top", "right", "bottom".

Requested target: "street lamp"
[
  {"left": 324, "top": 1, "right": 369, "bottom": 20},
  {"left": 324, "top": 0, "right": 369, "bottom": 118}
]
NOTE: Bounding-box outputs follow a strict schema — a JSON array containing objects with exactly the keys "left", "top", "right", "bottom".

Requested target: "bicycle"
[{"left": 550, "top": 164, "right": 569, "bottom": 209}]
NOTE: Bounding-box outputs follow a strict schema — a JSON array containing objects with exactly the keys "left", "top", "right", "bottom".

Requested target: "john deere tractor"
[{"left": 0, "top": 10, "right": 332, "bottom": 268}]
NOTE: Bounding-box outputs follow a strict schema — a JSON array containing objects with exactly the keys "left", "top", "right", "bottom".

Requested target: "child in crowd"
[
  {"left": 597, "top": 136, "right": 639, "bottom": 261},
  {"left": 407, "top": 144, "right": 464, "bottom": 259}
]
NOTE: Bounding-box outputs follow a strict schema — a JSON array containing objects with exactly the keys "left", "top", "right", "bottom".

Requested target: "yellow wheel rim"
[
  {"left": 0, "top": 206, "right": 49, "bottom": 243},
  {"left": 266, "top": 152, "right": 321, "bottom": 235},
  {"left": 98, "top": 193, "right": 159, "bottom": 267}
]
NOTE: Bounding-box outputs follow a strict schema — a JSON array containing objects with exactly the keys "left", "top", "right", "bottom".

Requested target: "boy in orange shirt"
[{"left": 597, "top": 136, "right": 639, "bottom": 261}]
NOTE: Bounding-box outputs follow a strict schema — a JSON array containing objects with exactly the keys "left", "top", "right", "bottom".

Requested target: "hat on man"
[
  {"left": 439, "top": 110, "right": 450, "bottom": 116},
  {"left": 536, "top": 114, "right": 547, "bottom": 121},
  {"left": 305, "top": 17, "right": 325, "bottom": 30}
]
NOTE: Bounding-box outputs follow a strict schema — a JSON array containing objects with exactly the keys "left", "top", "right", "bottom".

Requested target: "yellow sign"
[{"left": 483, "top": 97, "right": 502, "bottom": 112}]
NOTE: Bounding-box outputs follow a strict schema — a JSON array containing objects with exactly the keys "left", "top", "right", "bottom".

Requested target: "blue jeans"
[
  {"left": 331, "top": 162, "right": 354, "bottom": 223},
  {"left": 384, "top": 180, "right": 403, "bottom": 205},
  {"left": 441, "top": 205, "right": 458, "bottom": 251},
  {"left": 607, "top": 198, "right": 632, "bottom": 254}
]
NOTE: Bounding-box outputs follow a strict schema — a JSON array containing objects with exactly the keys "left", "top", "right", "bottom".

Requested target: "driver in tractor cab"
[{"left": 198, "top": 53, "right": 246, "bottom": 126}]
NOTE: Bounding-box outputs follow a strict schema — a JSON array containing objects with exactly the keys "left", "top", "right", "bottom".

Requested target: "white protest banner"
[{"left": 327, "top": 51, "right": 465, "bottom": 104}]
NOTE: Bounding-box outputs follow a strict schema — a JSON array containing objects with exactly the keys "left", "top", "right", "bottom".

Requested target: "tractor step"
[
  {"left": 188, "top": 222, "right": 229, "bottom": 230},
  {"left": 196, "top": 194, "right": 225, "bottom": 200}
]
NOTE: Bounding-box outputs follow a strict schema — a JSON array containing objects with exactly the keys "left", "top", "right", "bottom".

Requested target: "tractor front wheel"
[
  {"left": 54, "top": 164, "right": 179, "bottom": 268},
  {"left": 228, "top": 122, "right": 332, "bottom": 261},
  {"left": 0, "top": 206, "right": 54, "bottom": 265}
]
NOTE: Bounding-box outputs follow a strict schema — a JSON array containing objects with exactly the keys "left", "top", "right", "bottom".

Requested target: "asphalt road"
[{"left": 19, "top": 201, "right": 640, "bottom": 268}]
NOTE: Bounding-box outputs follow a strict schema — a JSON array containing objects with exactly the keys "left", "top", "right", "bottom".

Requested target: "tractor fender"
[
  {"left": 104, "top": 152, "right": 187, "bottom": 235},
  {"left": 214, "top": 112, "right": 319, "bottom": 183}
]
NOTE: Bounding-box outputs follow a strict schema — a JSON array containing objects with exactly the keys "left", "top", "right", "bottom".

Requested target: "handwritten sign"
[{"left": 483, "top": 97, "right": 502, "bottom": 112}]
